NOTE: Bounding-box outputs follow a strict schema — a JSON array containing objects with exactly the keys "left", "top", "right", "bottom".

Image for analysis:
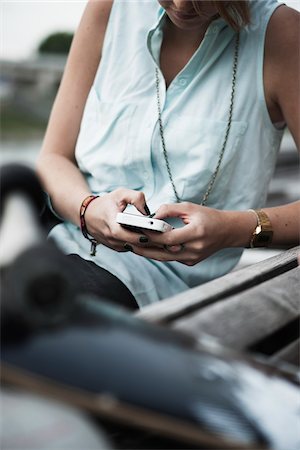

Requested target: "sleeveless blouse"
[{"left": 49, "top": 0, "right": 284, "bottom": 307}]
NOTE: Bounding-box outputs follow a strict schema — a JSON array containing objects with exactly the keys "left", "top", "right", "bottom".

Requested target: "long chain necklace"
[{"left": 155, "top": 32, "right": 240, "bottom": 205}]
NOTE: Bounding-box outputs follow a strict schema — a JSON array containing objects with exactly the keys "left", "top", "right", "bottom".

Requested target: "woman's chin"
[{"left": 166, "top": 12, "right": 211, "bottom": 31}]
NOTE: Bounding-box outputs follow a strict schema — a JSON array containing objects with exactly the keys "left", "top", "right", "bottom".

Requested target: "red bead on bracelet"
[{"left": 79, "top": 195, "right": 99, "bottom": 256}]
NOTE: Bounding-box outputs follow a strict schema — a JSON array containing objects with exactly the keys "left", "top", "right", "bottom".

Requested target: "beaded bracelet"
[{"left": 79, "top": 195, "right": 99, "bottom": 256}]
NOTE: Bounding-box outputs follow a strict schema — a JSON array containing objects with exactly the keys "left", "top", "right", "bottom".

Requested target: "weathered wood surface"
[
  {"left": 136, "top": 246, "right": 300, "bottom": 324},
  {"left": 172, "top": 266, "right": 300, "bottom": 351},
  {"left": 269, "top": 339, "right": 299, "bottom": 366}
]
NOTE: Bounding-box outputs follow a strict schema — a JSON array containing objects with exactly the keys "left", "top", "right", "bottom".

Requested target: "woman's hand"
[
  {"left": 84, "top": 188, "right": 155, "bottom": 252},
  {"left": 128, "top": 202, "right": 254, "bottom": 265},
  {"left": 84, "top": 196, "right": 300, "bottom": 262}
]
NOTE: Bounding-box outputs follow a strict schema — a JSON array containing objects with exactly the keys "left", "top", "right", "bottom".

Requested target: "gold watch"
[{"left": 249, "top": 209, "right": 273, "bottom": 248}]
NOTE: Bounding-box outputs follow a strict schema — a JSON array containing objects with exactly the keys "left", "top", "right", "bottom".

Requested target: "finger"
[
  {"left": 132, "top": 245, "right": 194, "bottom": 262},
  {"left": 99, "top": 236, "right": 150, "bottom": 253},
  {"left": 143, "top": 224, "right": 195, "bottom": 246},
  {"left": 115, "top": 189, "right": 149, "bottom": 215},
  {"left": 132, "top": 246, "right": 180, "bottom": 261},
  {"left": 153, "top": 203, "right": 190, "bottom": 221},
  {"left": 108, "top": 223, "right": 164, "bottom": 248},
  {"left": 163, "top": 244, "right": 185, "bottom": 253}
]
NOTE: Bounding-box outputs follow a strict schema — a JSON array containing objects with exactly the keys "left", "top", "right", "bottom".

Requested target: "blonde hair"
[{"left": 192, "top": 1, "right": 251, "bottom": 31}]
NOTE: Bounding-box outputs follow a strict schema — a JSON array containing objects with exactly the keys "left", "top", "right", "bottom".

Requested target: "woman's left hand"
[{"left": 130, "top": 202, "right": 230, "bottom": 265}]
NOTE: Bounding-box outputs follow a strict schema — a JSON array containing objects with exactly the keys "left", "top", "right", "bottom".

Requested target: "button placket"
[
  {"left": 136, "top": 97, "right": 158, "bottom": 193},
  {"left": 178, "top": 77, "right": 187, "bottom": 87},
  {"left": 143, "top": 171, "right": 150, "bottom": 180}
]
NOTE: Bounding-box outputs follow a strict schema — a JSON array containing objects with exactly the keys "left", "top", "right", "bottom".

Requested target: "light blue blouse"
[{"left": 49, "top": 0, "right": 284, "bottom": 307}]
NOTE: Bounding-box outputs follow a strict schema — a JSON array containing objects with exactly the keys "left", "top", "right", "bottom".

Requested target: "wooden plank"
[
  {"left": 172, "top": 267, "right": 300, "bottom": 353},
  {"left": 136, "top": 246, "right": 300, "bottom": 324},
  {"left": 269, "top": 339, "right": 299, "bottom": 366}
]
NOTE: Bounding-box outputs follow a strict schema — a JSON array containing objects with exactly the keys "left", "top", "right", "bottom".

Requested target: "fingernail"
[
  {"left": 144, "top": 203, "right": 151, "bottom": 215},
  {"left": 139, "top": 236, "right": 148, "bottom": 243},
  {"left": 124, "top": 243, "right": 133, "bottom": 252}
]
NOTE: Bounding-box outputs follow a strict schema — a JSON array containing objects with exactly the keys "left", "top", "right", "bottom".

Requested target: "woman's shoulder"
[
  {"left": 246, "top": 0, "right": 290, "bottom": 30},
  {"left": 265, "top": 5, "right": 299, "bottom": 72},
  {"left": 264, "top": 5, "right": 300, "bottom": 147},
  {"left": 87, "top": 0, "right": 114, "bottom": 17},
  {"left": 84, "top": 0, "right": 114, "bottom": 33},
  {"left": 266, "top": 4, "right": 299, "bottom": 46}
]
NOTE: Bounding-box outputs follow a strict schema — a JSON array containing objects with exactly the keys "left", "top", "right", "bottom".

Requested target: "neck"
[
  {"left": 164, "top": 16, "right": 209, "bottom": 49},
  {"left": 159, "top": 17, "right": 210, "bottom": 88}
]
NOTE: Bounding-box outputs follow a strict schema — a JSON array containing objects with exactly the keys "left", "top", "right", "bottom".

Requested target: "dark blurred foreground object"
[
  {"left": 0, "top": 164, "right": 77, "bottom": 330},
  {"left": 2, "top": 295, "right": 300, "bottom": 450},
  {"left": 1, "top": 164, "right": 299, "bottom": 450}
]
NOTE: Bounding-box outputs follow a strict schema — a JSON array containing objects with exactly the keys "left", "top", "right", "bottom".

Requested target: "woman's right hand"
[{"left": 84, "top": 188, "right": 151, "bottom": 252}]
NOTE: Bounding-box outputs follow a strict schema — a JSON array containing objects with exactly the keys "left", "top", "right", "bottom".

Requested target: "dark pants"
[
  {"left": 66, "top": 254, "right": 138, "bottom": 310},
  {"left": 42, "top": 201, "right": 138, "bottom": 311},
  {"left": 0, "top": 163, "right": 137, "bottom": 311}
]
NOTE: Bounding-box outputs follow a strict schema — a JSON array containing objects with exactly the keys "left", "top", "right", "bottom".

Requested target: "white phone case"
[{"left": 116, "top": 213, "right": 172, "bottom": 232}]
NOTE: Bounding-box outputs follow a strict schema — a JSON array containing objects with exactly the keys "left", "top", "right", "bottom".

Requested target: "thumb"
[
  {"left": 118, "top": 189, "right": 149, "bottom": 215},
  {"left": 154, "top": 203, "right": 185, "bottom": 220}
]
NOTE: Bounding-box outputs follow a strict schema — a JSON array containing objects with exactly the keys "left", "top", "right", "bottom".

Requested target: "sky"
[
  {"left": 1, "top": 1, "right": 88, "bottom": 60},
  {"left": 1, "top": 0, "right": 300, "bottom": 60}
]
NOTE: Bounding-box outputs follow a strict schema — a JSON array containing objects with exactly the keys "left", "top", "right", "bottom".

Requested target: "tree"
[{"left": 38, "top": 32, "right": 73, "bottom": 55}]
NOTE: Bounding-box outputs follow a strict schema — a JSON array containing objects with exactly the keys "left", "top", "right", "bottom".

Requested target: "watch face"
[
  {"left": 256, "top": 230, "right": 273, "bottom": 246},
  {"left": 258, "top": 234, "right": 271, "bottom": 243}
]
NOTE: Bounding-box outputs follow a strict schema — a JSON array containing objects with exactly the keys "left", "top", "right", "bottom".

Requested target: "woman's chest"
[{"left": 159, "top": 34, "right": 204, "bottom": 88}]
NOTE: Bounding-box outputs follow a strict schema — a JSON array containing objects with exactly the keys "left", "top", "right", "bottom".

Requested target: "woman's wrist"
[
  {"left": 79, "top": 194, "right": 101, "bottom": 256},
  {"left": 220, "top": 202, "right": 300, "bottom": 249},
  {"left": 222, "top": 210, "right": 258, "bottom": 248}
]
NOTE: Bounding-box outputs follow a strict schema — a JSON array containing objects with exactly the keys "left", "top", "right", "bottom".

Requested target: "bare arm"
[
  {"left": 264, "top": 5, "right": 300, "bottom": 149},
  {"left": 36, "top": 1, "right": 159, "bottom": 255},
  {"left": 224, "top": 5, "right": 300, "bottom": 249},
  {"left": 247, "top": 4, "right": 300, "bottom": 248},
  {"left": 36, "top": 0, "right": 113, "bottom": 226}
]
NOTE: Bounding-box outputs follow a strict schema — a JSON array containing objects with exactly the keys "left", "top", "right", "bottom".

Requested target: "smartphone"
[{"left": 116, "top": 212, "right": 173, "bottom": 233}]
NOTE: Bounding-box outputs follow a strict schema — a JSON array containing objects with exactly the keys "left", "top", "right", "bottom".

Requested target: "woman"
[{"left": 37, "top": 0, "right": 299, "bottom": 309}]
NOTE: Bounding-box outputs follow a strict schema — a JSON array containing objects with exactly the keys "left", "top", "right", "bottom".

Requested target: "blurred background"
[
  {"left": 0, "top": 0, "right": 299, "bottom": 265},
  {"left": 1, "top": 0, "right": 87, "bottom": 164}
]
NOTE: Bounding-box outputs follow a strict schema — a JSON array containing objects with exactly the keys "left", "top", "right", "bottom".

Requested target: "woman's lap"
[
  {"left": 67, "top": 254, "right": 138, "bottom": 310},
  {"left": 40, "top": 203, "right": 137, "bottom": 310}
]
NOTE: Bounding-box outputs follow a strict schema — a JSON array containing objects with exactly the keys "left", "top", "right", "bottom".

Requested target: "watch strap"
[{"left": 248, "top": 209, "right": 273, "bottom": 248}]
